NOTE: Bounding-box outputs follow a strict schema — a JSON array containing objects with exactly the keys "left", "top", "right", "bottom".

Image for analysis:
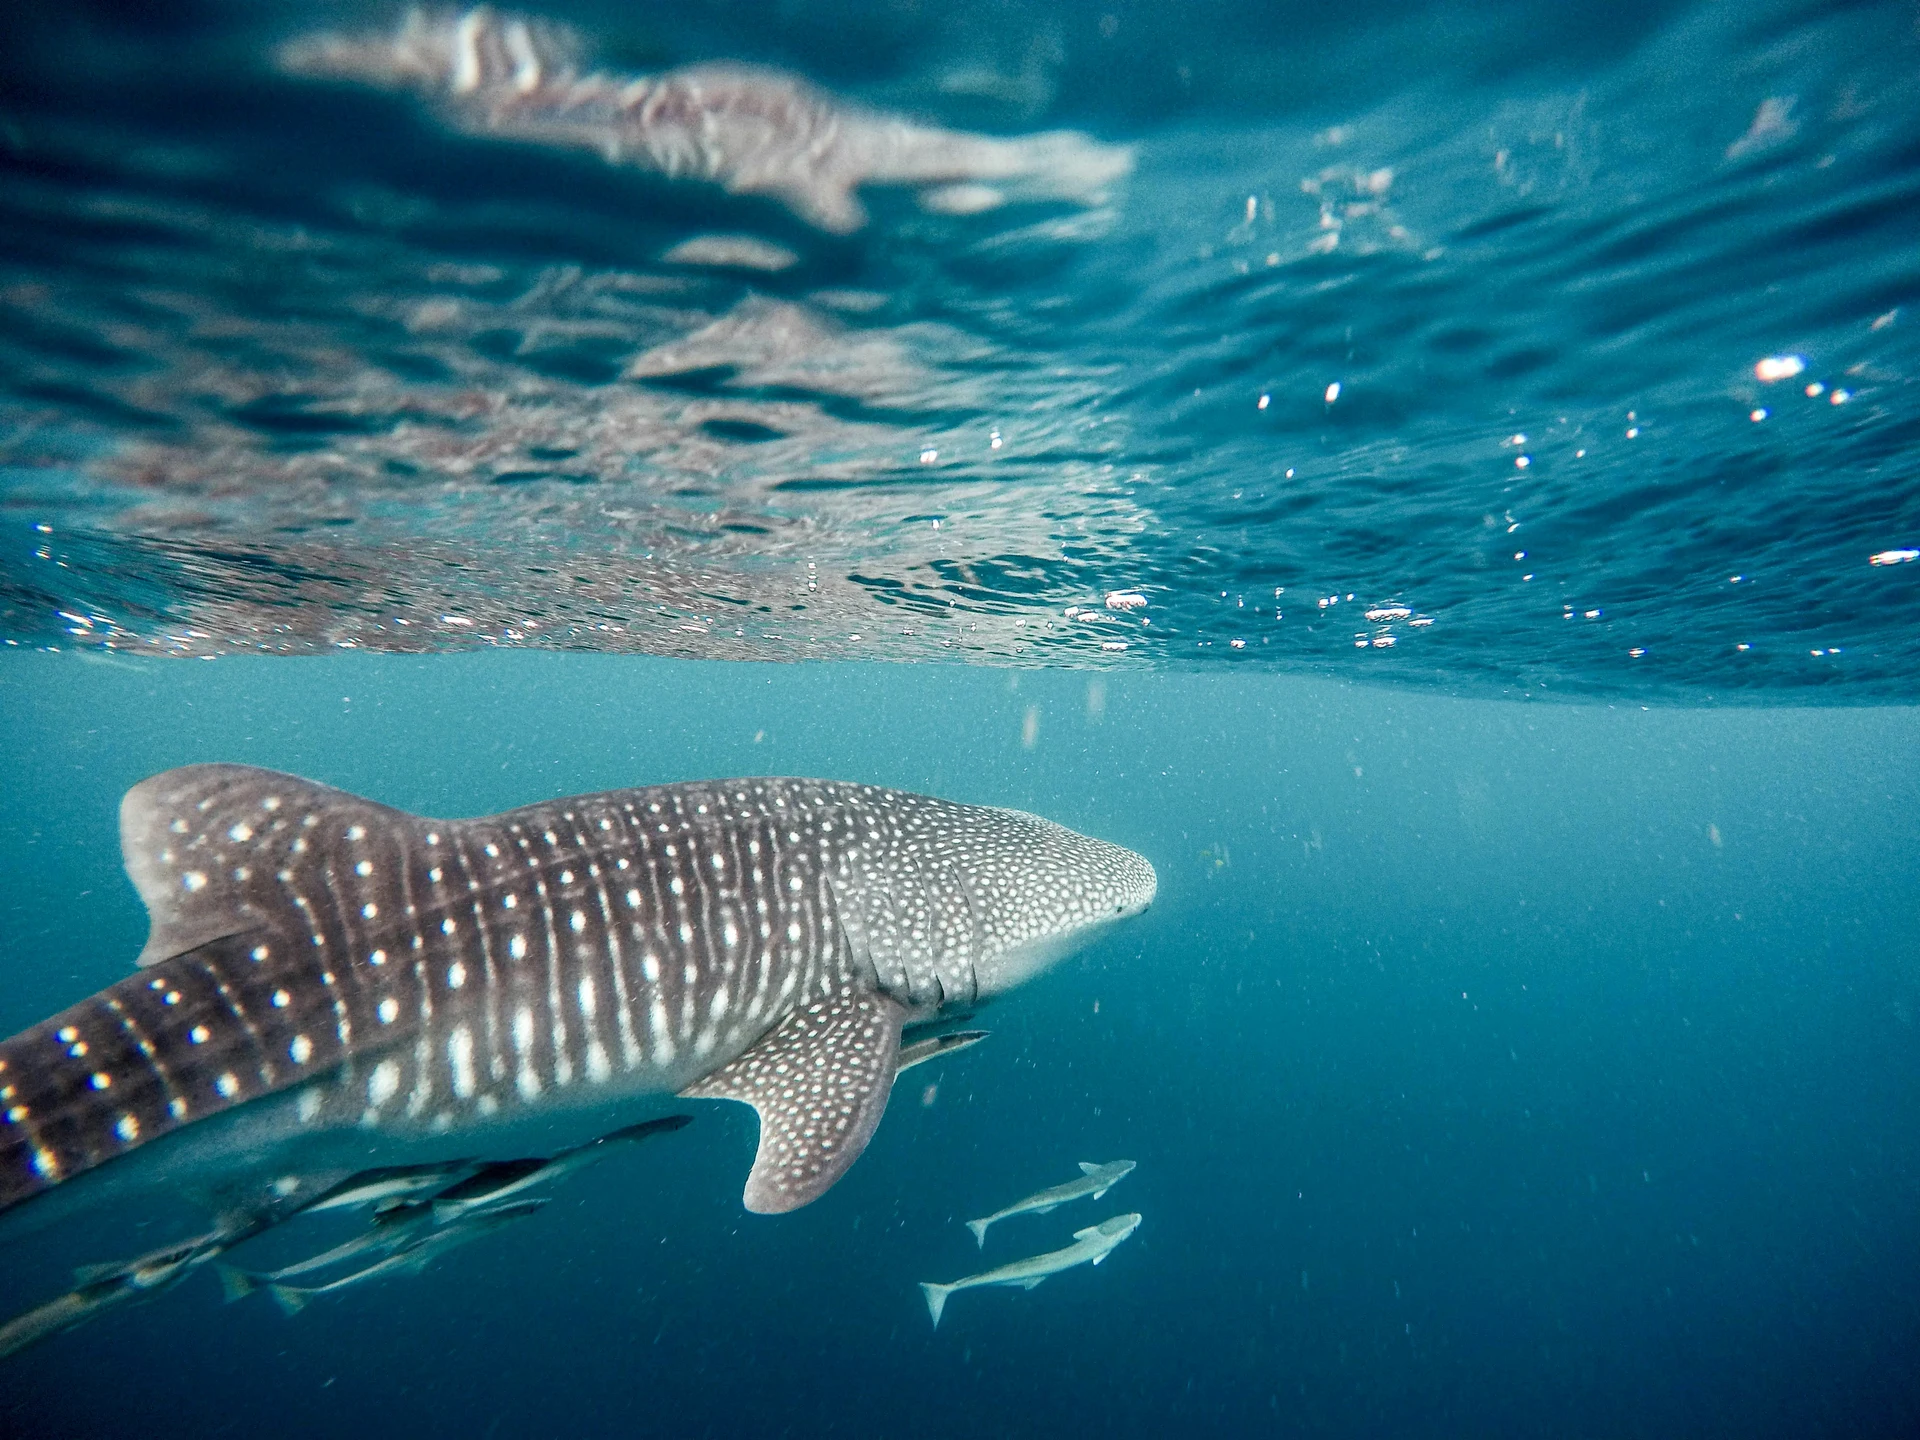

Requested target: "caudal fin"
[
  {"left": 0, "top": 766, "right": 435, "bottom": 1221},
  {"left": 268, "top": 1283, "right": 310, "bottom": 1317},
  {"left": 920, "top": 1283, "right": 951, "bottom": 1328},
  {"left": 217, "top": 1264, "right": 262, "bottom": 1304},
  {"left": 965, "top": 1218, "right": 990, "bottom": 1249}
]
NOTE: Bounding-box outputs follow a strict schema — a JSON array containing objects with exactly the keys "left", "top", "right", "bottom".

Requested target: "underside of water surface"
[{"left": 2, "top": 0, "right": 1916, "bottom": 699}]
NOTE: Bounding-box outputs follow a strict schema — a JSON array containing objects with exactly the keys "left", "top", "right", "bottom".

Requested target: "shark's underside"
[{"left": 0, "top": 765, "right": 1153, "bottom": 1222}]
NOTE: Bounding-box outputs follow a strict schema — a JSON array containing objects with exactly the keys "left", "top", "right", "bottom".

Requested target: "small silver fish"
[
  {"left": 920, "top": 1212, "right": 1141, "bottom": 1328},
  {"left": 895, "top": 1030, "right": 988, "bottom": 1075},
  {"left": 428, "top": 1114, "right": 689, "bottom": 1222},
  {"left": 0, "top": 1279, "right": 139, "bottom": 1360},
  {"left": 1, "top": 1224, "right": 252, "bottom": 1359},
  {"left": 965, "top": 1160, "right": 1136, "bottom": 1248},
  {"left": 267, "top": 1199, "right": 548, "bottom": 1316},
  {"left": 295, "top": 1160, "right": 479, "bottom": 1216},
  {"left": 219, "top": 1204, "right": 438, "bottom": 1300}
]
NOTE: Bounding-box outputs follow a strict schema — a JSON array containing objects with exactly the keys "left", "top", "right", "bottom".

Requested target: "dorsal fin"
[
  {"left": 682, "top": 985, "right": 905, "bottom": 1213},
  {"left": 120, "top": 764, "right": 415, "bottom": 967}
]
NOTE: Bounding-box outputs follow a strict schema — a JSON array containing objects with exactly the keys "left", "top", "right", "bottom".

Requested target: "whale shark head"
[
  {"left": 959, "top": 809, "right": 1157, "bottom": 998},
  {"left": 824, "top": 787, "right": 1155, "bottom": 1010}
]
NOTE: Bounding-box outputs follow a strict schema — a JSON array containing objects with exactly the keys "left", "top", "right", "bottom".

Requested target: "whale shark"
[{"left": 0, "top": 766, "right": 1154, "bottom": 1226}]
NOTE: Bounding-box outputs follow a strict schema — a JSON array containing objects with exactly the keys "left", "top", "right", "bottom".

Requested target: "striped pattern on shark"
[{"left": 0, "top": 765, "right": 1154, "bottom": 1218}]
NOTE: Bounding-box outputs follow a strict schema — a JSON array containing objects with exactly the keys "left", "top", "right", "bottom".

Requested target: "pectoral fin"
[
  {"left": 1020, "top": 1276, "right": 1047, "bottom": 1289},
  {"left": 683, "top": 986, "right": 905, "bottom": 1214}
]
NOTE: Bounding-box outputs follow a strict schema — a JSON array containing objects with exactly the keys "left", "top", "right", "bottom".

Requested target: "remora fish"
[
  {"left": 965, "top": 1159, "right": 1136, "bottom": 1248},
  {"left": 0, "top": 767, "right": 1154, "bottom": 1219},
  {"left": 0, "top": 1224, "right": 251, "bottom": 1358},
  {"left": 219, "top": 1204, "right": 439, "bottom": 1299},
  {"left": 920, "top": 1212, "right": 1141, "bottom": 1328},
  {"left": 226, "top": 1115, "right": 688, "bottom": 1292},
  {"left": 428, "top": 1113, "right": 690, "bottom": 1221},
  {"left": 296, "top": 1159, "right": 478, "bottom": 1215},
  {"left": 266, "top": 1199, "right": 547, "bottom": 1316},
  {"left": 895, "top": 1030, "right": 988, "bottom": 1074}
]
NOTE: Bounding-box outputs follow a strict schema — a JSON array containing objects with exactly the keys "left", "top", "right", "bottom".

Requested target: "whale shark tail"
[
  {"left": 921, "top": 1282, "right": 952, "bottom": 1329},
  {"left": 965, "top": 1218, "right": 990, "bottom": 1249}
]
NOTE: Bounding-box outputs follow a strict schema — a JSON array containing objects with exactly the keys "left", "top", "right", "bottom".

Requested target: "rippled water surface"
[{"left": 4, "top": 0, "right": 1917, "bottom": 696}]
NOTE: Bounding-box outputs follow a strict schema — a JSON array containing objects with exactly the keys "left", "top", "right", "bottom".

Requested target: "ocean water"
[
  {"left": 1, "top": 656, "right": 1917, "bottom": 1436},
  {"left": 1, "top": 0, "right": 1918, "bottom": 1436}
]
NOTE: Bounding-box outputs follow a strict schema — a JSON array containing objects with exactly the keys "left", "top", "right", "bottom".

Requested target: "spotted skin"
[
  {"left": 0, "top": 765, "right": 1156, "bottom": 1216},
  {"left": 684, "top": 980, "right": 903, "bottom": 1212}
]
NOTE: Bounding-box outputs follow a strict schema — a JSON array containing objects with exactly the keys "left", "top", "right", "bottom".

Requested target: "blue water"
[
  {"left": 2, "top": 0, "right": 1919, "bottom": 1434},
  {"left": 1, "top": 655, "right": 1916, "bottom": 1436},
  {"left": 3, "top": 0, "right": 1918, "bottom": 694}
]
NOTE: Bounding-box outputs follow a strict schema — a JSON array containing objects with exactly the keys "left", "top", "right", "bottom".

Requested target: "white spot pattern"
[{"left": 74, "top": 766, "right": 1151, "bottom": 1215}]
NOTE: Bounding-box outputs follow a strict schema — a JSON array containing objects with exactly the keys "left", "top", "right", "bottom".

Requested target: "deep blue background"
[{"left": 0, "top": 651, "right": 1915, "bottom": 1437}]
